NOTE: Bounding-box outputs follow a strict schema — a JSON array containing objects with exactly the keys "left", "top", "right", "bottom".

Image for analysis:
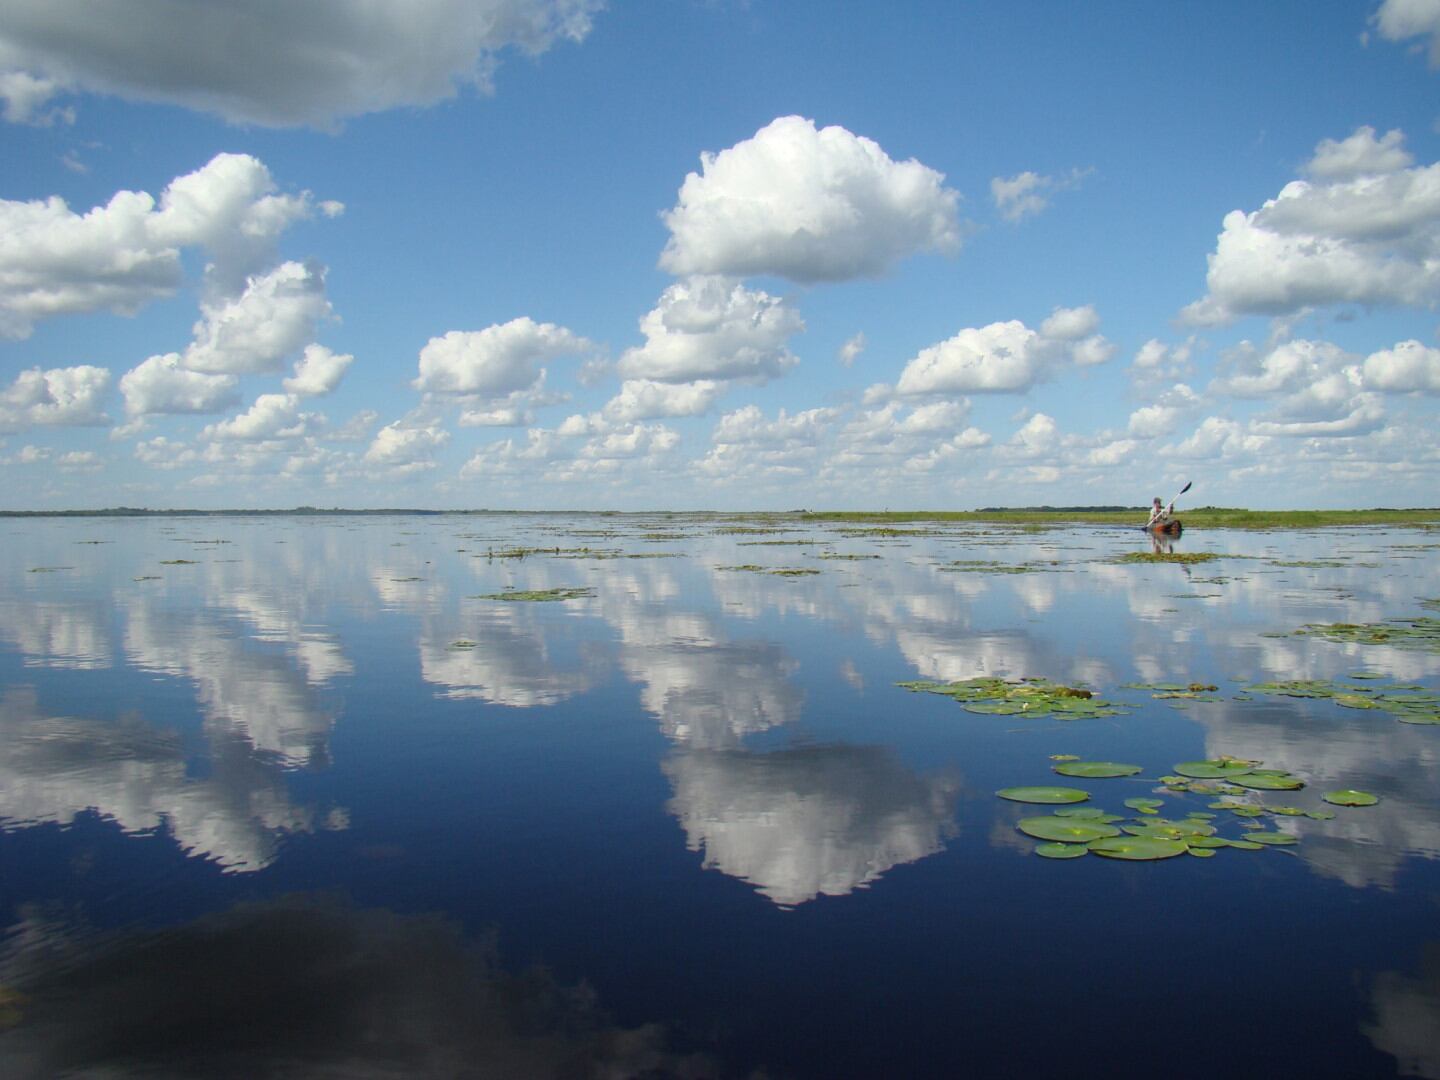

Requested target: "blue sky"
[{"left": 2, "top": 0, "right": 1439, "bottom": 510}]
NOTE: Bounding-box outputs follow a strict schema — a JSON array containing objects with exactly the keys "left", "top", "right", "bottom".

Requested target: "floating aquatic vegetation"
[
  {"left": 1017, "top": 817, "right": 1121, "bottom": 843},
  {"left": 1322, "top": 789, "right": 1380, "bottom": 807},
  {"left": 898, "top": 677, "right": 1129, "bottom": 720},
  {"left": 27, "top": 566, "right": 74, "bottom": 573},
  {"left": 1035, "top": 842, "right": 1090, "bottom": 859},
  {"left": 1052, "top": 761, "right": 1143, "bottom": 778},
  {"left": 816, "top": 552, "right": 881, "bottom": 560},
  {"left": 1293, "top": 609, "right": 1440, "bottom": 653},
  {"left": 470, "top": 587, "right": 595, "bottom": 602},
  {"left": 450, "top": 640, "right": 478, "bottom": 650},
  {"left": 716, "top": 565, "right": 820, "bottom": 576},
  {"left": 1088, "top": 836, "right": 1190, "bottom": 860},
  {"left": 1110, "top": 551, "right": 1222, "bottom": 565},
  {"left": 1231, "top": 771, "right": 1306, "bottom": 791},
  {"left": 1172, "top": 759, "right": 1257, "bottom": 779},
  {"left": 1000, "top": 753, "right": 1365, "bottom": 861},
  {"left": 1246, "top": 678, "right": 1440, "bottom": 725},
  {"left": 939, "top": 560, "right": 1039, "bottom": 574},
  {"left": 159, "top": 559, "right": 198, "bottom": 565},
  {"left": 132, "top": 575, "right": 161, "bottom": 582},
  {"left": 996, "top": 786, "right": 1090, "bottom": 804}
]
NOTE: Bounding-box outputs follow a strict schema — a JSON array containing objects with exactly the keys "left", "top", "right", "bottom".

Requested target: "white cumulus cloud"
[
  {"left": 659, "top": 116, "right": 961, "bottom": 283},
  {"left": 283, "top": 344, "right": 354, "bottom": 397},
  {"left": 1182, "top": 129, "right": 1440, "bottom": 324},
  {"left": 1305, "top": 126, "right": 1415, "bottom": 180},
  {"left": 201, "top": 394, "right": 319, "bottom": 442},
  {"left": 119, "top": 354, "right": 239, "bottom": 419},
  {"left": 184, "top": 261, "right": 332, "bottom": 375},
  {"left": 1373, "top": 0, "right": 1440, "bottom": 67},
  {"left": 895, "top": 310, "right": 1112, "bottom": 397},
  {"left": 0, "top": 153, "right": 330, "bottom": 339},
  {"left": 364, "top": 421, "right": 450, "bottom": 472},
  {"left": 1362, "top": 339, "right": 1440, "bottom": 392},
  {"left": 0, "top": 364, "right": 111, "bottom": 432},
  {"left": 990, "top": 167, "right": 1090, "bottom": 223},
  {"left": 414, "top": 318, "right": 592, "bottom": 396},
  {"left": 0, "top": 0, "right": 604, "bottom": 128},
  {"left": 619, "top": 276, "right": 803, "bottom": 384},
  {"left": 603, "top": 379, "right": 722, "bottom": 422}
]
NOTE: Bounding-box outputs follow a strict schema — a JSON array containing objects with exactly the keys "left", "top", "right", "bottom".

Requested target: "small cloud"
[
  {"left": 990, "top": 167, "right": 1091, "bottom": 223},
  {"left": 838, "top": 332, "right": 867, "bottom": 367}
]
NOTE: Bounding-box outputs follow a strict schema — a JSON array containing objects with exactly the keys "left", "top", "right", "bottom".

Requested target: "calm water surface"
[{"left": 2, "top": 514, "right": 1439, "bottom": 1078}]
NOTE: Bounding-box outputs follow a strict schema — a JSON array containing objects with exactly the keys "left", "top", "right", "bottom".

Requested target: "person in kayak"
[{"left": 1146, "top": 496, "right": 1173, "bottom": 530}]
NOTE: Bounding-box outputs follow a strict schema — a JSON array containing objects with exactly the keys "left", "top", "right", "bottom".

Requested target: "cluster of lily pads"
[
  {"left": 469, "top": 587, "right": 596, "bottom": 602},
  {"left": 1292, "top": 603, "right": 1440, "bottom": 654},
  {"left": 898, "top": 677, "right": 1129, "bottom": 719},
  {"left": 999, "top": 756, "right": 1379, "bottom": 861},
  {"left": 1246, "top": 678, "right": 1440, "bottom": 725}
]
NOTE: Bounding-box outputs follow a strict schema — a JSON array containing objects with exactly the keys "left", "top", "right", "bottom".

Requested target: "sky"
[{"left": 2, "top": 0, "right": 1439, "bottom": 511}]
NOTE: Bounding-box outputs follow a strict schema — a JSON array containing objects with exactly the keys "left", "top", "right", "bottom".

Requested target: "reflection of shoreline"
[
  {"left": 664, "top": 744, "right": 960, "bottom": 906},
  {"left": 0, "top": 895, "right": 724, "bottom": 1079}
]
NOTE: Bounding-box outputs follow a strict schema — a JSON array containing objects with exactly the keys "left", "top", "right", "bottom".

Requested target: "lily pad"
[
  {"left": 1017, "top": 817, "right": 1122, "bottom": 843},
  {"left": 1035, "top": 842, "right": 1090, "bottom": 859},
  {"left": 1124, "top": 797, "right": 1164, "bottom": 815},
  {"left": 1231, "top": 772, "right": 1305, "bottom": 791},
  {"left": 996, "top": 786, "right": 1090, "bottom": 804},
  {"left": 1173, "top": 760, "right": 1254, "bottom": 779},
  {"left": 1322, "top": 789, "right": 1380, "bottom": 807},
  {"left": 1241, "top": 831, "right": 1299, "bottom": 846},
  {"left": 1052, "top": 761, "right": 1143, "bottom": 778},
  {"left": 1087, "top": 836, "right": 1189, "bottom": 860}
]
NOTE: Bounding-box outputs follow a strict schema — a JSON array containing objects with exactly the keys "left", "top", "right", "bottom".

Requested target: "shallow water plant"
[
  {"left": 1322, "top": 789, "right": 1379, "bottom": 807},
  {"left": 471, "top": 587, "right": 595, "bottom": 602},
  {"left": 1052, "top": 761, "right": 1143, "bottom": 778},
  {"left": 898, "top": 676, "right": 1129, "bottom": 719},
  {"left": 996, "top": 786, "right": 1090, "bottom": 804}
]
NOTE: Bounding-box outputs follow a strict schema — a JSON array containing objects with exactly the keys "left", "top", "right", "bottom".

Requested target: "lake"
[{"left": 2, "top": 513, "right": 1438, "bottom": 1078}]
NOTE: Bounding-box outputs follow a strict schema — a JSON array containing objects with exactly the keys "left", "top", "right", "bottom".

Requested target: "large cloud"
[
  {"left": 618, "top": 276, "right": 803, "bottom": 384},
  {"left": 414, "top": 318, "right": 592, "bottom": 397},
  {"left": 0, "top": 364, "right": 110, "bottom": 431},
  {"left": 0, "top": 153, "right": 330, "bottom": 339},
  {"left": 0, "top": 0, "right": 603, "bottom": 128},
  {"left": 659, "top": 116, "right": 961, "bottom": 283},
  {"left": 894, "top": 308, "right": 1112, "bottom": 396},
  {"left": 1181, "top": 127, "right": 1440, "bottom": 324},
  {"left": 184, "top": 261, "right": 332, "bottom": 375},
  {"left": 1362, "top": 339, "right": 1440, "bottom": 393},
  {"left": 119, "top": 354, "right": 239, "bottom": 418}
]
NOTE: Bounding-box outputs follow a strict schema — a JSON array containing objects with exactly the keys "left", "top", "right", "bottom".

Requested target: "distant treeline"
[{"left": 0, "top": 507, "right": 456, "bottom": 517}]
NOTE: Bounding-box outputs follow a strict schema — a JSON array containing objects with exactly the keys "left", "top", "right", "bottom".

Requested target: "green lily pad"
[
  {"left": 1231, "top": 772, "right": 1305, "bottom": 791},
  {"left": 1087, "top": 836, "right": 1189, "bottom": 861},
  {"left": 1241, "top": 831, "right": 1299, "bottom": 846},
  {"left": 1123, "top": 820, "right": 1216, "bottom": 840},
  {"left": 1173, "top": 760, "right": 1255, "bottom": 779},
  {"left": 1305, "top": 809, "right": 1337, "bottom": 820},
  {"left": 1333, "top": 693, "right": 1381, "bottom": 710},
  {"left": 1322, "top": 789, "right": 1380, "bottom": 807},
  {"left": 996, "top": 786, "right": 1090, "bottom": 804},
  {"left": 1186, "top": 846, "right": 1217, "bottom": 858},
  {"left": 1017, "top": 817, "right": 1122, "bottom": 843},
  {"left": 1226, "top": 839, "right": 1264, "bottom": 851},
  {"left": 1185, "top": 835, "right": 1228, "bottom": 848},
  {"left": 1124, "top": 797, "right": 1164, "bottom": 814},
  {"left": 965, "top": 701, "right": 1032, "bottom": 715},
  {"left": 1052, "top": 761, "right": 1143, "bottom": 778},
  {"left": 1035, "top": 842, "right": 1090, "bottom": 859}
]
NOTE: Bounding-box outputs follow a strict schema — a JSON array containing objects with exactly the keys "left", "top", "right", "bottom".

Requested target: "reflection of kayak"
[{"left": 1147, "top": 520, "right": 1183, "bottom": 536}]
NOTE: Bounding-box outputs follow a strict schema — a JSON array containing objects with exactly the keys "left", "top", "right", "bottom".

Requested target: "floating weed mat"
[
  {"left": 937, "top": 559, "right": 1069, "bottom": 574},
  {"left": 716, "top": 565, "right": 821, "bottom": 576},
  {"left": 1003, "top": 755, "right": 1373, "bottom": 861},
  {"left": 1246, "top": 679, "right": 1440, "bottom": 725},
  {"left": 1291, "top": 603, "right": 1440, "bottom": 653},
  {"left": 1109, "top": 551, "right": 1222, "bottom": 565},
  {"left": 469, "top": 587, "right": 595, "bottom": 602},
  {"left": 898, "top": 677, "right": 1130, "bottom": 719}
]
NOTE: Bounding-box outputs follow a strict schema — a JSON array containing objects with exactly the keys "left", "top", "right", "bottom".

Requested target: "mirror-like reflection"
[
  {"left": 0, "top": 896, "right": 721, "bottom": 1080},
  {"left": 663, "top": 745, "right": 959, "bottom": 907},
  {"left": 2, "top": 513, "right": 1438, "bottom": 1078}
]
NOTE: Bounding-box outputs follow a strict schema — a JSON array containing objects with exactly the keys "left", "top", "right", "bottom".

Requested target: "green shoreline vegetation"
[{"left": 2, "top": 506, "right": 1439, "bottom": 529}]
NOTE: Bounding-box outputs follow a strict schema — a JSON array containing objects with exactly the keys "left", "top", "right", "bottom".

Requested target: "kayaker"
[{"left": 1146, "top": 496, "right": 1172, "bottom": 529}]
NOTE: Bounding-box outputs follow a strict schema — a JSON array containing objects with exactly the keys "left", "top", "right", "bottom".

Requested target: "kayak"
[{"left": 1147, "top": 520, "right": 1183, "bottom": 537}]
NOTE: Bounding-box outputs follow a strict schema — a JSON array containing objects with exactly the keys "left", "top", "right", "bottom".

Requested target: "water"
[{"left": 2, "top": 513, "right": 1438, "bottom": 1078}]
